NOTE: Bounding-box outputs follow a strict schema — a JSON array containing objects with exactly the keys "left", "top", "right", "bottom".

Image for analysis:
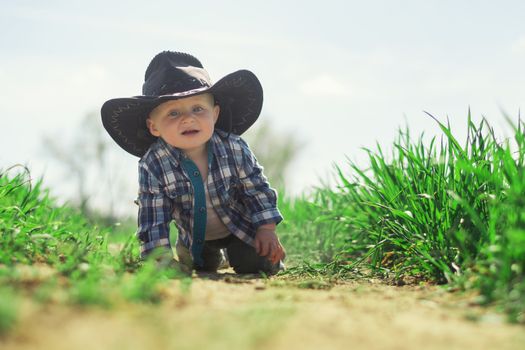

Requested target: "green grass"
[
  {"left": 278, "top": 113, "right": 524, "bottom": 322},
  {"left": 0, "top": 167, "right": 190, "bottom": 332},
  {"left": 277, "top": 192, "right": 349, "bottom": 265}
]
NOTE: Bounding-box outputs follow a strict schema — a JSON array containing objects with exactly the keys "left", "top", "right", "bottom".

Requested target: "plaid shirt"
[{"left": 136, "top": 130, "right": 283, "bottom": 261}]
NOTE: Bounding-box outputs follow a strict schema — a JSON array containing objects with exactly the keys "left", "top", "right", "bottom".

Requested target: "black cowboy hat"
[{"left": 101, "top": 51, "right": 263, "bottom": 157}]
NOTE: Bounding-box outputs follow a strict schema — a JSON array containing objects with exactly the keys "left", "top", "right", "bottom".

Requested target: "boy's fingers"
[
  {"left": 268, "top": 245, "right": 276, "bottom": 262},
  {"left": 275, "top": 245, "right": 284, "bottom": 263},
  {"left": 269, "top": 243, "right": 283, "bottom": 264},
  {"left": 269, "top": 244, "right": 279, "bottom": 263},
  {"left": 260, "top": 240, "right": 270, "bottom": 257},
  {"left": 255, "top": 238, "right": 261, "bottom": 254},
  {"left": 270, "top": 252, "right": 278, "bottom": 265}
]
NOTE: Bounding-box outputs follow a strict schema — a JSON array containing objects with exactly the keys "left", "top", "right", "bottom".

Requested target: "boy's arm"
[
  {"left": 235, "top": 138, "right": 285, "bottom": 264},
  {"left": 137, "top": 162, "right": 173, "bottom": 260},
  {"left": 236, "top": 138, "right": 284, "bottom": 229}
]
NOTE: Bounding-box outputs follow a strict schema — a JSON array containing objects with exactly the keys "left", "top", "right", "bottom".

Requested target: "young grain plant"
[{"left": 279, "top": 114, "right": 524, "bottom": 322}]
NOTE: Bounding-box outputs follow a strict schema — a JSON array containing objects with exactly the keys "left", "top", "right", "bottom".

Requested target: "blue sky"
[{"left": 1, "top": 0, "right": 524, "bottom": 215}]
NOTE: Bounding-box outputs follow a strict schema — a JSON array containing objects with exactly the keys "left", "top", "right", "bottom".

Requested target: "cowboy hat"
[{"left": 101, "top": 51, "right": 263, "bottom": 157}]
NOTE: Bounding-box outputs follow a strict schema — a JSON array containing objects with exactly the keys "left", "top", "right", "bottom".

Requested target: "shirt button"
[
  {"left": 193, "top": 171, "right": 200, "bottom": 177},
  {"left": 199, "top": 207, "right": 206, "bottom": 213},
  {"left": 196, "top": 238, "right": 203, "bottom": 244}
]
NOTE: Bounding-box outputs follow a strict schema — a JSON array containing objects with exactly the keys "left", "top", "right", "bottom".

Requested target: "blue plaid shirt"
[{"left": 136, "top": 129, "right": 283, "bottom": 261}]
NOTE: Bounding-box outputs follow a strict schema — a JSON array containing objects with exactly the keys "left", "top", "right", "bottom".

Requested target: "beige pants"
[{"left": 175, "top": 239, "right": 194, "bottom": 268}]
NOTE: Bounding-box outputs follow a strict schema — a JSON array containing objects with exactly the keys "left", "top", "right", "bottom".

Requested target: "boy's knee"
[
  {"left": 176, "top": 240, "right": 224, "bottom": 272},
  {"left": 227, "top": 237, "right": 283, "bottom": 275},
  {"left": 197, "top": 252, "right": 223, "bottom": 272}
]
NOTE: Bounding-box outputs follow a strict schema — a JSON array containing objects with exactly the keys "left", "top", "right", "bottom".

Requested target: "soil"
[{"left": 1, "top": 270, "right": 524, "bottom": 350}]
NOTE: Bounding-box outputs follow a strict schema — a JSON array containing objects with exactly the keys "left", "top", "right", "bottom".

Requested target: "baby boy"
[{"left": 101, "top": 51, "right": 285, "bottom": 274}]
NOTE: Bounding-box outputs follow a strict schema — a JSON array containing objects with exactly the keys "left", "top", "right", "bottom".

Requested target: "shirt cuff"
[
  {"left": 140, "top": 238, "right": 173, "bottom": 259},
  {"left": 251, "top": 208, "right": 284, "bottom": 228}
]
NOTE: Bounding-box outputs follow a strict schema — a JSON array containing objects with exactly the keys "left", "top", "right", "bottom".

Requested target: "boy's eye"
[
  {"left": 193, "top": 106, "right": 204, "bottom": 113},
  {"left": 168, "top": 110, "right": 180, "bottom": 118}
]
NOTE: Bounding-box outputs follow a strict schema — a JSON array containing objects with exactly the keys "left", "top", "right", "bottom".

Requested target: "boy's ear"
[
  {"left": 212, "top": 104, "right": 220, "bottom": 124},
  {"left": 146, "top": 118, "right": 160, "bottom": 137}
]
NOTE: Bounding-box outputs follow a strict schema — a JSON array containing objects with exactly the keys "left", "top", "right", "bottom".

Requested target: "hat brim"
[{"left": 101, "top": 69, "right": 263, "bottom": 157}]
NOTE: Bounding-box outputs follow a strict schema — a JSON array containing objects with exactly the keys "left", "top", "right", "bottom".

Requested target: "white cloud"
[{"left": 298, "top": 74, "right": 353, "bottom": 97}]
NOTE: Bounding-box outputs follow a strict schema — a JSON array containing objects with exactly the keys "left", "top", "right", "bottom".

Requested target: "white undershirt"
[{"left": 204, "top": 182, "right": 231, "bottom": 241}]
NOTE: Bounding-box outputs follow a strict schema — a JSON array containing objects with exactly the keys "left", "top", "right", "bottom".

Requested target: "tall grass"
[{"left": 304, "top": 114, "right": 524, "bottom": 321}]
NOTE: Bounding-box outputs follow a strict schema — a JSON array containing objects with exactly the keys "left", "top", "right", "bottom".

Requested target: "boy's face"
[{"left": 147, "top": 93, "right": 220, "bottom": 153}]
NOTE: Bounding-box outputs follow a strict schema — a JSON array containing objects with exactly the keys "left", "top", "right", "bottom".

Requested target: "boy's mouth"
[{"left": 181, "top": 129, "right": 200, "bottom": 136}]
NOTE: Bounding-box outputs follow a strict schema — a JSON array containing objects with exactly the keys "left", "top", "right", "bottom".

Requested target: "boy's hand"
[{"left": 255, "top": 227, "right": 286, "bottom": 265}]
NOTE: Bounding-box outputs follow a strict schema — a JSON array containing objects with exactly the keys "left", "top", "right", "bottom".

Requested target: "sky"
[{"left": 1, "top": 0, "right": 524, "bottom": 216}]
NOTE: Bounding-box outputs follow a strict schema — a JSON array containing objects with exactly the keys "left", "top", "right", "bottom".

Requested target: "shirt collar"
[
  {"left": 157, "top": 137, "right": 185, "bottom": 166},
  {"left": 210, "top": 130, "right": 229, "bottom": 159}
]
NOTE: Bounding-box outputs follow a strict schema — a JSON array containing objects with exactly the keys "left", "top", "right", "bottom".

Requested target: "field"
[{"left": 1, "top": 116, "right": 524, "bottom": 349}]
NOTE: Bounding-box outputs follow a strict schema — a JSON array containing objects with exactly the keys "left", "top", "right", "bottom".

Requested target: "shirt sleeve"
[
  {"left": 137, "top": 161, "right": 173, "bottom": 259},
  {"left": 236, "top": 137, "right": 284, "bottom": 228}
]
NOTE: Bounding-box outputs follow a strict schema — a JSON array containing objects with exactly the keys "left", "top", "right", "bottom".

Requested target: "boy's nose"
[{"left": 180, "top": 113, "right": 195, "bottom": 123}]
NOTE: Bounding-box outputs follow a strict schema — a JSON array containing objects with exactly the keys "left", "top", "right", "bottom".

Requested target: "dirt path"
[{"left": 1, "top": 272, "right": 524, "bottom": 350}]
